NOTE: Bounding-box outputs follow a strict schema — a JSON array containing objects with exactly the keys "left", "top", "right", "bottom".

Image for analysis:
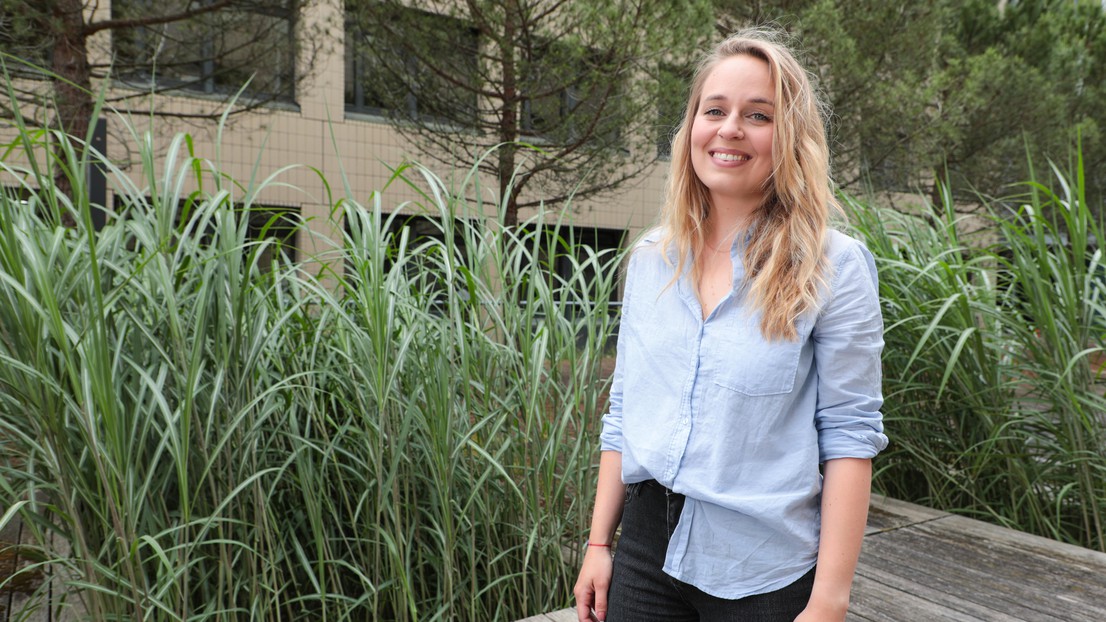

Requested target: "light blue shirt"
[{"left": 600, "top": 228, "right": 888, "bottom": 599}]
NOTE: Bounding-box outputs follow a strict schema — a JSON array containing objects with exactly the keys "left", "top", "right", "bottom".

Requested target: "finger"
[
  {"left": 575, "top": 590, "right": 592, "bottom": 622},
  {"left": 594, "top": 585, "right": 608, "bottom": 622}
]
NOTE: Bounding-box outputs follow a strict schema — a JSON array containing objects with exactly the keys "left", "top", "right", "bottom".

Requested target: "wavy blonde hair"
[{"left": 659, "top": 27, "right": 840, "bottom": 341}]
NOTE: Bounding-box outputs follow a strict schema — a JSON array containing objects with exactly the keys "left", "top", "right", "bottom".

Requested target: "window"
[
  {"left": 342, "top": 211, "right": 469, "bottom": 312},
  {"left": 1, "top": 185, "right": 32, "bottom": 209},
  {"left": 520, "top": 41, "right": 620, "bottom": 145},
  {"left": 530, "top": 225, "right": 626, "bottom": 307},
  {"left": 519, "top": 41, "right": 576, "bottom": 137},
  {"left": 344, "top": 5, "right": 478, "bottom": 124},
  {"left": 111, "top": 194, "right": 299, "bottom": 269},
  {"left": 244, "top": 205, "right": 298, "bottom": 271},
  {"left": 112, "top": 0, "right": 297, "bottom": 101},
  {"left": 524, "top": 224, "right": 625, "bottom": 349},
  {"left": 0, "top": 9, "right": 51, "bottom": 78}
]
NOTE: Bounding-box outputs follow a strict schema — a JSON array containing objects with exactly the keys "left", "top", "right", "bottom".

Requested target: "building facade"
[{"left": 1, "top": 0, "right": 677, "bottom": 276}]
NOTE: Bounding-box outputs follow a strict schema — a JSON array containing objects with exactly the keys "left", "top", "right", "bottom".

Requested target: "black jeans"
[{"left": 607, "top": 480, "right": 815, "bottom": 622}]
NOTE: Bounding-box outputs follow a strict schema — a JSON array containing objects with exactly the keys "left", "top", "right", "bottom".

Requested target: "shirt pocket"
[{"left": 711, "top": 328, "right": 803, "bottom": 396}]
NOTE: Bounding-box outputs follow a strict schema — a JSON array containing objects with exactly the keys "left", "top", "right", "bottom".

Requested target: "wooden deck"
[
  {"left": 5, "top": 494, "right": 1104, "bottom": 621},
  {"left": 519, "top": 494, "right": 1106, "bottom": 622}
]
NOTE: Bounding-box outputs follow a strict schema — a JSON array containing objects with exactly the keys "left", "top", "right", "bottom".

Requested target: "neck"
[
  {"left": 701, "top": 190, "right": 765, "bottom": 254},
  {"left": 704, "top": 212, "right": 752, "bottom": 253},
  {"left": 708, "top": 191, "right": 761, "bottom": 230}
]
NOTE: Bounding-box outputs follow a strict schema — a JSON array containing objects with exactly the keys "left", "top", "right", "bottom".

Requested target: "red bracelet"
[{"left": 585, "top": 541, "right": 611, "bottom": 548}]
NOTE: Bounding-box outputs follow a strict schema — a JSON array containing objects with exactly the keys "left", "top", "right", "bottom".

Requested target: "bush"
[
  {"left": 0, "top": 111, "right": 621, "bottom": 620},
  {"left": 851, "top": 161, "right": 1106, "bottom": 551}
]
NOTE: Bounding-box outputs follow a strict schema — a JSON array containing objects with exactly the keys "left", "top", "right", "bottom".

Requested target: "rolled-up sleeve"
[
  {"left": 599, "top": 253, "right": 642, "bottom": 453},
  {"left": 599, "top": 358, "right": 624, "bottom": 452},
  {"left": 812, "top": 240, "right": 888, "bottom": 462}
]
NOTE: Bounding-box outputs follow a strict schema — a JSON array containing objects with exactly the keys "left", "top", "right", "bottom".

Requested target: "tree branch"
[{"left": 82, "top": 0, "right": 238, "bottom": 37}]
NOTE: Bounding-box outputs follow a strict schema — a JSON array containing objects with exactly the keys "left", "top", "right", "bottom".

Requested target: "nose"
[{"left": 718, "top": 114, "right": 744, "bottom": 140}]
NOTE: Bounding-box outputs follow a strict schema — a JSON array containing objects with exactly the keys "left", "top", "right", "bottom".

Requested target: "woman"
[{"left": 573, "top": 29, "right": 887, "bottom": 622}]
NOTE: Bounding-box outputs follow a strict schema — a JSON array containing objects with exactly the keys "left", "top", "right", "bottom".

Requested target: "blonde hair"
[{"left": 659, "top": 27, "right": 840, "bottom": 341}]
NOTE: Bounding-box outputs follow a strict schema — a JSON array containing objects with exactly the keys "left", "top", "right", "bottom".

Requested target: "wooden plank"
[
  {"left": 865, "top": 494, "right": 948, "bottom": 535},
  {"left": 1, "top": 513, "right": 47, "bottom": 622},
  {"left": 847, "top": 571, "right": 1013, "bottom": 622},
  {"left": 0, "top": 515, "right": 84, "bottom": 622},
  {"left": 854, "top": 535, "right": 1048, "bottom": 621},
  {"left": 515, "top": 609, "right": 576, "bottom": 622},
  {"left": 858, "top": 515, "right": 1106, "bottom": 621},
  {"left": 937, "top": 513, "right": 1106, "bottom": 568}
]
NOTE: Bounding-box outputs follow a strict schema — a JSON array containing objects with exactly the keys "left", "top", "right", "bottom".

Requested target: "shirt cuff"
[
  {"left": 599, "top": 412, "right": 623, "bottom": 452},
  {"left": 818, "top": 426, "right": 888, "bottom": 462}
]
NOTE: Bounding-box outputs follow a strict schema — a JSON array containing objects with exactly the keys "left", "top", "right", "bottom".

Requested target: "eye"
[
  {"left": 703, "top": 107, "right": 724, "bottom": 116},
  {"left": 749, "top": 112, "right": 772, "bottom": 122}
]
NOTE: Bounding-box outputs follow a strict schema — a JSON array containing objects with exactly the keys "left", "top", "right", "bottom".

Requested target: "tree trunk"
[
  {"left": 51, "top": 0, "right": 94, "bottom": 222},
  {"left": 498, "top": 2, "right": 519, "bottom": 227}
]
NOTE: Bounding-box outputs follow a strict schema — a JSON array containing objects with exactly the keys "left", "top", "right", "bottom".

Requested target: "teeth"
[{"left": 714, "top": 153, "right": 750, "bottom": 162}]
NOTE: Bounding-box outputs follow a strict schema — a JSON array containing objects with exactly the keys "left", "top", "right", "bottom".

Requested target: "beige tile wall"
[{"left": 0, "top": 0, "right": 669, "bottom": 262}]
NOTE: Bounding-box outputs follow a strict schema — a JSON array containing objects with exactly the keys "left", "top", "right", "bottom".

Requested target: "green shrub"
[
  {"left": 0, "top": 108, "right": 621, "bottom": 620},
  {"left": 851, "top": 160, "right": 1106, "bottom": 551}
]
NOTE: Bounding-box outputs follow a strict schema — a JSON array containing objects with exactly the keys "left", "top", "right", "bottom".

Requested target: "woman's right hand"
[
  {"left": 573, "top": 545, "right": 615, "bottom": 621},
  {"left": 576, "top": 452, "right": 625, "bottom": 621}
]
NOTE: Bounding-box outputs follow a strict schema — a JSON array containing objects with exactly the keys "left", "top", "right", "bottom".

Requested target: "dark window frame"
[
  {"left": 341, "top": 211, "right": 470, "bottom": 314},
  {"left": 111, "top": 0, "right": 299, "bottom": 103},
  {"left": 519, "top": 41, "right": 620, "bottom": 146},
  {"left": 110, "top": 193, "right": 300, "bottom": 268},
  {"left": 0, "top": 11, "right": 52, "bottom": 79},
  {"left": 526, "top": 223, "right": 626, "bottom": 307},
  {"left": 343, "top": 5, "right": 479, "bottom": 126}
]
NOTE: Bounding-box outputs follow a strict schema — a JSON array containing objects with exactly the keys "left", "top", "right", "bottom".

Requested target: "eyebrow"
[{"left": 702, "top": 94, "right": 775, "bottom": 106}]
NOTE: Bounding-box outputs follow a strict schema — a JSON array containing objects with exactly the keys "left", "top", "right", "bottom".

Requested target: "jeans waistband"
[{"left": 637, "top": 478, "right": 683, "bottom": 498}]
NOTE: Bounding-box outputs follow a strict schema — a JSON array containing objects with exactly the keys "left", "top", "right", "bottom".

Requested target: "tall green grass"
[
  {"left": 2, "top": 96, "right": 1106, "bottom": 621},
  {"left": 852, "top": 158, "right": 1106, "bottom": 552},
  {"left": 0, "top": 107, "right": 621, "bottom": 620}
]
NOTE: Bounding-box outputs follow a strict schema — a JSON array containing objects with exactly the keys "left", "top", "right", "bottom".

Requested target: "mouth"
[{"left": 710, "top": 150, "right": 751, "bottom": 162}]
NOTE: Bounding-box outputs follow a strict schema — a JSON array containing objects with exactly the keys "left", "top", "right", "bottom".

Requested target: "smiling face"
[{"left": 689, "top": 54, "right": 775, "bottom": 217}]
